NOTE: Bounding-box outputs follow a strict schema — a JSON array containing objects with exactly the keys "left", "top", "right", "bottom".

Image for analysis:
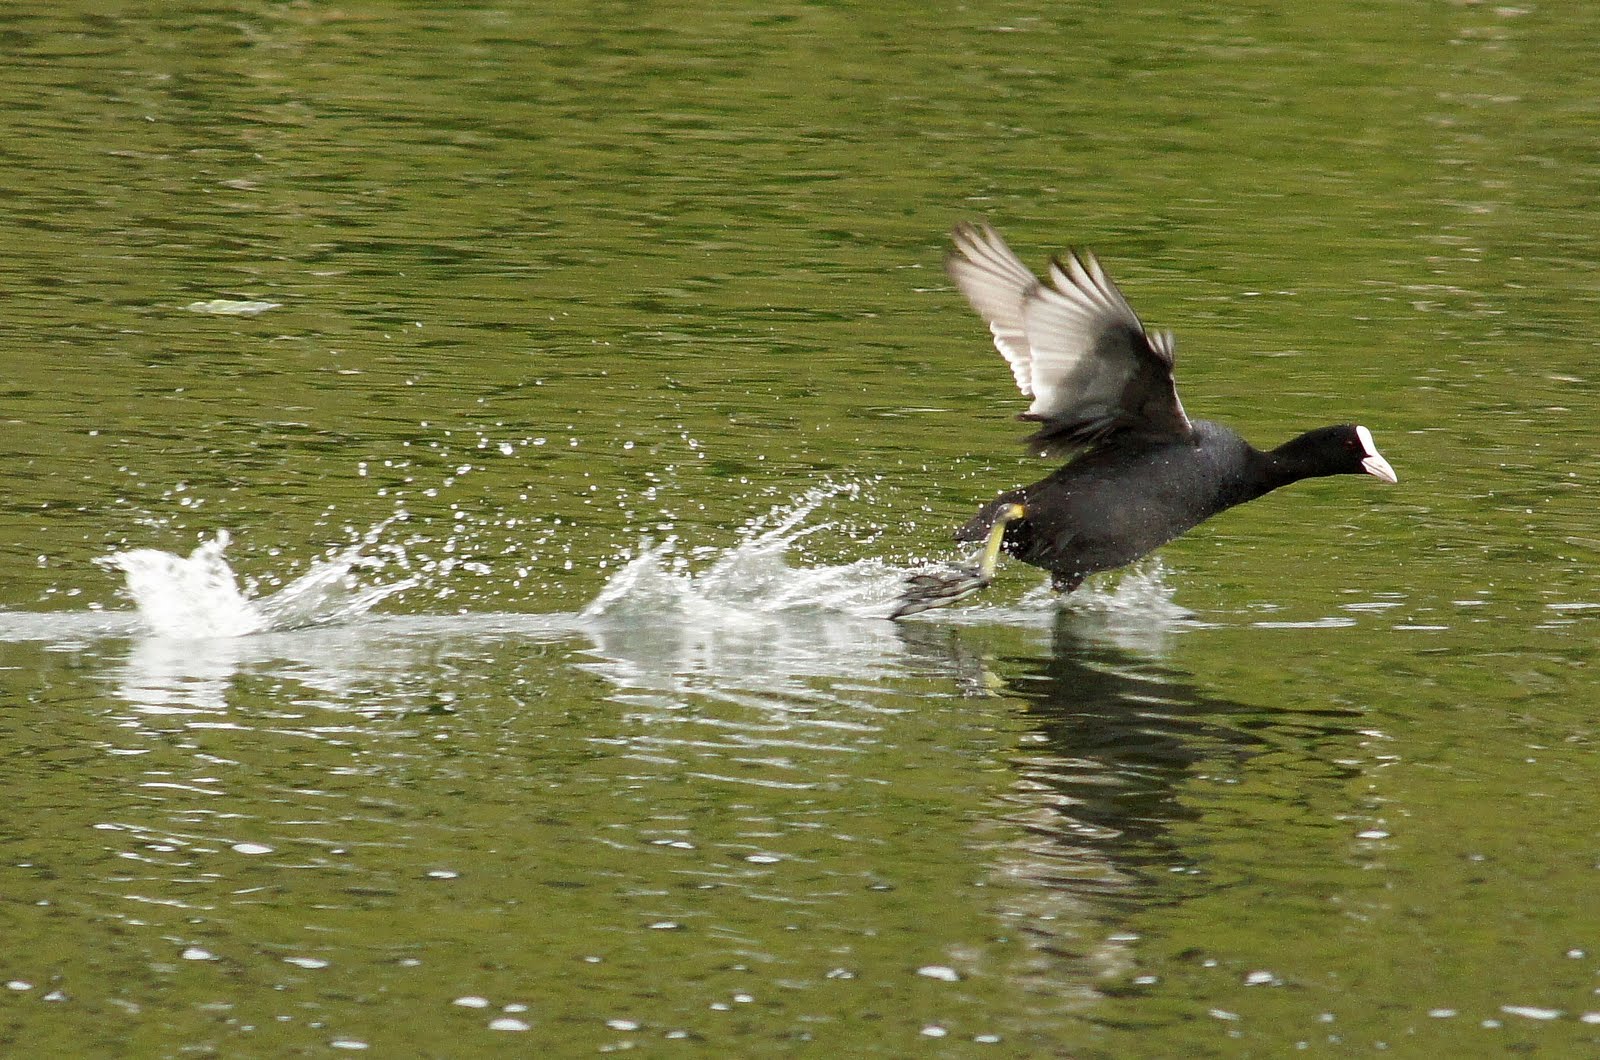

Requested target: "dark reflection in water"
[
  {"left": 905, "top": 614, "right": 1367, "bottom": 1008},
  {"left": 1006, "top": 621, "right": 1262, "bottom": 885}
]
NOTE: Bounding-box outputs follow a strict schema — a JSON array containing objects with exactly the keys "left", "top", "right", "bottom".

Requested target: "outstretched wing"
[
  {"left": 945, "top": 222, "right": 1192, "bottom": 454},
  {"left": 946, "top": 221, "right": 1042, "bottom": 398}
]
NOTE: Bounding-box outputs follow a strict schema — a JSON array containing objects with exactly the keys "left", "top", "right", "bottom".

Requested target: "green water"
[{"left": 4, "top": 1, "right": 1599, "bottom": 1055}]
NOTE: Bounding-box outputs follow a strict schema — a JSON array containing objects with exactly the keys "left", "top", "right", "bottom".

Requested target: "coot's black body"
[
  {"left": 957, "top": 420, "right": 1366, "bottom": 593},
  {"left": 892, "top": 223, "right": 1396, "bottom": 619}
]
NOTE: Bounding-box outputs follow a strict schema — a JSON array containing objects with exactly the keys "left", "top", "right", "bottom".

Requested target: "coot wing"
[
  {"left": 945, "top": 223, "right": 1192, "bottom": 454},
  {"left": 946, "top": 221, "right": 1040, "bottom": 398}
]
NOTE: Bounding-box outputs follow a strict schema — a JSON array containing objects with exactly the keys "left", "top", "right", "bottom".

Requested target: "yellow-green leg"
[
  {"left": 891, "top": 503, "right": 1026, "bottom": 619},
  {"left": 975, "top": 502, "right": 1025, "bottom": 580}
]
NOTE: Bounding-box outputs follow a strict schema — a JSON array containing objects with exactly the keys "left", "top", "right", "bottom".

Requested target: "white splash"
[
  {"left": 1060, "top": 559, "right": 1189, "bottom": 623},
  {"left": 106, "top": 531, "right": 266, "bottom": 638},
  {"left": 578, "top": 488, "right": 911, "bottom": 695},
  {"left": 104, "top": 524, "right": 416, "bottom": 640},
  {"left": 1053, "top": 560, "right": 1195, "bottom": 654},
  {"left": 583, "top": 501, "right": 905, "bottom": 624}
]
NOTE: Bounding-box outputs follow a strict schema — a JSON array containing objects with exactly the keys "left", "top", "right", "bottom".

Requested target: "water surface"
[{"left": 3, "top": 1, "right": 1599, "bottom": 1055}]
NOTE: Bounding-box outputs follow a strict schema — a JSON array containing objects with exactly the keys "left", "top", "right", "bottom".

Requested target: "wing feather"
[
  {"left": 944, "top": 225, "right": 1192, "bottom": 455},
  {"left": 945, "top": 222, "right": 1041, "bottom": 397}
]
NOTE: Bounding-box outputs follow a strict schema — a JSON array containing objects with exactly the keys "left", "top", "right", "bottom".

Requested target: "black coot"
[{"left": 894, "top": 223, "right": 1397, "bottom": 619}]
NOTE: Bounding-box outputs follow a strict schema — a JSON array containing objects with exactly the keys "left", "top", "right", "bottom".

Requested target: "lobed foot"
[
  {"left": 891, "top": 566, "right": 992, "bottom": 619},
  {"left": 891, "top": 502, "right": 1026, "bottom": 620}
]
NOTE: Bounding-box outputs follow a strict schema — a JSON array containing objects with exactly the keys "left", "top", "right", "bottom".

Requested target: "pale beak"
[{"left": 1355, "top": 425, "right": 1398, "bottom": 484}]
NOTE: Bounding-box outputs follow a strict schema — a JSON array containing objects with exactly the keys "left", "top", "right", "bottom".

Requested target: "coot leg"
[
  {"left": 891, "top": 503, "right": 1026, "bottom": 619},
  {"left": 1050, "top": 571, "right": 1083, "bottom": 593}
]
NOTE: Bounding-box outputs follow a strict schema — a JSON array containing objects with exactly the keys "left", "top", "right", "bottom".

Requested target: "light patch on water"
[
  {"left": 1251, "top": 616, "right": 1358, "bottom": 630},
  {"left": 184, "top": 298, "right": 281, "bottom": 316},
  {"left": 927, "top": 559, "right": 1194, "bottom": 657},
  {"left": 1052, "top": 560, "right": 1191, "bottom": 626},
  {"left": 576, "top": 486, "right": 918, "bottom": 698}
]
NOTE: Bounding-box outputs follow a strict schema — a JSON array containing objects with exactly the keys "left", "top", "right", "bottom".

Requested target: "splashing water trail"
[
  {"left": 257, "top": 517, "right": 419, "bottom": 631},
  {"left": 99, "top": 481, "right": 1192, "bottom": 644},
  {"left": 1057, "top": 559, "right": 1189, "bottom": 622}
]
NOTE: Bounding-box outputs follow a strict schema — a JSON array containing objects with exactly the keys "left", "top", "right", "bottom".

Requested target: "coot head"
[{"left": 1269, "top": 424, "right": 1397, "bottom": 485}]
